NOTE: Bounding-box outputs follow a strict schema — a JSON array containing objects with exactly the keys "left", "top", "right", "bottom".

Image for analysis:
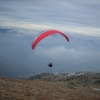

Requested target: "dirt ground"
[{"left": 0, "top": 77, "right": 100, "bottom": 100}]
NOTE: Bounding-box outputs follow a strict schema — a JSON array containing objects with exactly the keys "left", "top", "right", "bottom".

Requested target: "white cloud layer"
[
  {"left": 35, "top": 46, "right": 100, "bottom": 61},
  {"left": 0, "top": 0, "right": 100, "bottom": 38},
  {"left": 0, "top": 18, "right": 100, "bottom": 39}
]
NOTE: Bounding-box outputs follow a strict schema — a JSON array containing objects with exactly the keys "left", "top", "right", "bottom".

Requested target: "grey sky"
[{"left": 0, "top": 0, "right": 100, "bottom": 77}]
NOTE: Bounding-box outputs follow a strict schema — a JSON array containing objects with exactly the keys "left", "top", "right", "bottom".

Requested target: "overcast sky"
[{"left": 0, "top": 0, "right": 100, "bottom": 77}]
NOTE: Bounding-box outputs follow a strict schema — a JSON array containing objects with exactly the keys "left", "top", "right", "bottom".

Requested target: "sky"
[{"left": 0, "top": 0, "right": 100, "bottom": 78}]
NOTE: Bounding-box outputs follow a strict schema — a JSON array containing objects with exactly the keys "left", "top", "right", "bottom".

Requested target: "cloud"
[
  {"left": 0, "top": 0, "right": 100, "bottom": 39},
  {"left": 6, "top": 28, "right": 39, "bottom": 36},
  {"left": 12, "top": 33, "right": 23, "bottom": 37},
  {"left": 0, "top": 18, "right": 100, "bottom": 39},
  {"left": 35, "top": 46, "right": 98, "bottom": 61},
  {"left": 0, "top": 18, "right": 50, "bottom": 30}
]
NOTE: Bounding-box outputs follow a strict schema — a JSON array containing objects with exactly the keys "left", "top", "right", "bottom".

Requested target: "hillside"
[
  {"left": 28, "top": 72, "right": 100, "bottom": 86},
  {"left": 0, "top": 72, "right": 100, "bottom": 100}
]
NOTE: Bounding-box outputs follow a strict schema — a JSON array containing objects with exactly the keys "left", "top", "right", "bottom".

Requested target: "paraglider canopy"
[
  {"left": 32, "top": 29, "right": 69, "bottom": 50},
  {"left": 48, "top": 62, "right": 52, "bottom": 67}
]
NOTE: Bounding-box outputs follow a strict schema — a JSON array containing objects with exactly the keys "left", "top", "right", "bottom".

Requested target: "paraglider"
[
  {"left": 32, "top": 29, "right": 69, "bottom": 50},
  {"left": 48, "top": 62, "right": 52, "bottom": 67},
  {"left": 32, "top": 29, "right": 70, "bottom": 68}
]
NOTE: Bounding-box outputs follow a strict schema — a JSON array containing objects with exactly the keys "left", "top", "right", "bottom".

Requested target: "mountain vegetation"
[{"left": 0, "top": 72, "right": 100, "bottom": 100}]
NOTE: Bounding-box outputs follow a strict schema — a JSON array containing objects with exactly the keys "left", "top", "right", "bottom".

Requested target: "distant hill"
[
  {"left": 28, "top": 73, "right": 55, "bottom": 80},
  {"left": 28, "top": 72, "right": 100, "bottom": 88}
]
